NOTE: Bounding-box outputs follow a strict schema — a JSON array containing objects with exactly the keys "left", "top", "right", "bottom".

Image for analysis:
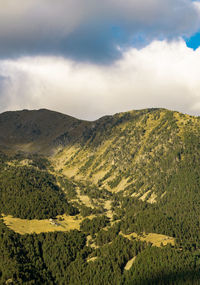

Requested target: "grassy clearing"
[
  {"left": 86, "top": 235, "right": 99, "bottom": 249},
  {"left": 104, "top": 200, "right": 113, "bottom": 219},
  {"left": 139, "top": 190, "right": 152, "bottom": 202},
  {"left": 91, "top": 170, "right": 108, "bottom": 184},
  {"left": 1, "top": 214, "right": 95, "bottom": 235},
  {"left": 87, "top": 256, "right": 98, "bottom": 263},
  {"left": 147, "top": 192, "right": 157, "bottom": 204},
  {"left": 124, "top": 256, "right": 137, "bottom": 270},
  {"left": 131, "top": 192, "right": 141, "bottom": 198},
  {"left": 62, "top": 167, "right": 79, "bottom": 178},
  {"left": 7, "top": 159, "right": 33, "bottom": 167},
  {"left": 76, "top": 189, "right": 94, "bottom": 208},
  {"left": 160, "top": 192, "right": 166, "bottom": 199},
  {"left": 112, "top": 178, "right": 129, "bottom": 193},
  {"left": 120, "top": 232, "right": 175, "bottom": 247}
]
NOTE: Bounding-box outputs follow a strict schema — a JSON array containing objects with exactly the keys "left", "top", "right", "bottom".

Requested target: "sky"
[{"left": 1, "top": 0, "right": 200, "bottom": 120}]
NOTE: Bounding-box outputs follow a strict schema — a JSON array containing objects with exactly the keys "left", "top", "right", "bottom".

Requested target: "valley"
[{"left": 1, "top": 108, "right": 200, "bottom": 284}]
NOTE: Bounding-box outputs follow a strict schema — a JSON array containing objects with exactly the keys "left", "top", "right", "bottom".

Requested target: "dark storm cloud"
[{"left": 0, "top": 0, "right": 200, "bottom": 62}]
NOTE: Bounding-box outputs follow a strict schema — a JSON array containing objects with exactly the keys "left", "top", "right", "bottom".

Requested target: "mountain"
[
  {"left": 0, "top": 108, "right": 90, "bottom": 154},
  {"left": 1, "top": 107, "right": 200, "bottom": 284},
  {"left": 5, "top": 107, "right": 195, "bottom": 204}
]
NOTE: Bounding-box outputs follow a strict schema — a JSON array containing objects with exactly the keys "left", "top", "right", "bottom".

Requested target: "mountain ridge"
[
  {"left": 0, "top": 107, "right": 163, "bottom": 153},
  {"left": 0, "top": 108, "right": 90, "bottom": 154},
  {"left": 0, "top": 107, "right": 199, "bottom": 204}
]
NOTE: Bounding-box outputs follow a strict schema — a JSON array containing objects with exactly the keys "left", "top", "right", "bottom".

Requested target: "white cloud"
[{"left": 0, "top": 40, "right": 200, "bottom": 119}]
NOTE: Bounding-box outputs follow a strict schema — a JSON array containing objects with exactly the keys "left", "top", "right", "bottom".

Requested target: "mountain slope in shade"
[{"left": 0, "top": 108, "right": 90, "bottom": 154}]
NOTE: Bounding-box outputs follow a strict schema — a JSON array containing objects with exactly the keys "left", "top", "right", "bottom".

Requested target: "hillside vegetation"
[
  {"left": 0, "top": 164, "right": 78, "bottom": 219},
  {"left": 1, "top": 108, "right": 200, "bottom": 284}
]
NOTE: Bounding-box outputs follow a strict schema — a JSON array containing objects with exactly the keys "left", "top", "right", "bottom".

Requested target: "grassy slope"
[{"left": 52, "top": 108, "right": 200, "bottom": 202}]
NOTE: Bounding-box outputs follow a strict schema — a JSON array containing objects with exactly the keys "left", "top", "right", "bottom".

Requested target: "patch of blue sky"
[{"left": 185, "top": 32, "right": 200, "bottom": 50}]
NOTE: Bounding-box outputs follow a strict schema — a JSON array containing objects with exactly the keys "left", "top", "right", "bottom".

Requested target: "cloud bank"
[
  {"left": 1, "top": 40, "right": 200, "bottom": 120},
  {"left": 0, "top": 0, "right": 200, "bottom": 61}
]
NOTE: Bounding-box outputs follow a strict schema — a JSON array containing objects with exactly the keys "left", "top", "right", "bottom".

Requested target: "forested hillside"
[{"left": 1, "top": 108, "right": 200, "bottom": 284}]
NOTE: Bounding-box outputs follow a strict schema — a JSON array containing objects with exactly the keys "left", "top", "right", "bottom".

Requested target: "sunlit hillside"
[{"left": 1, "top": 108, "right": 200, "bottom": 284}]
